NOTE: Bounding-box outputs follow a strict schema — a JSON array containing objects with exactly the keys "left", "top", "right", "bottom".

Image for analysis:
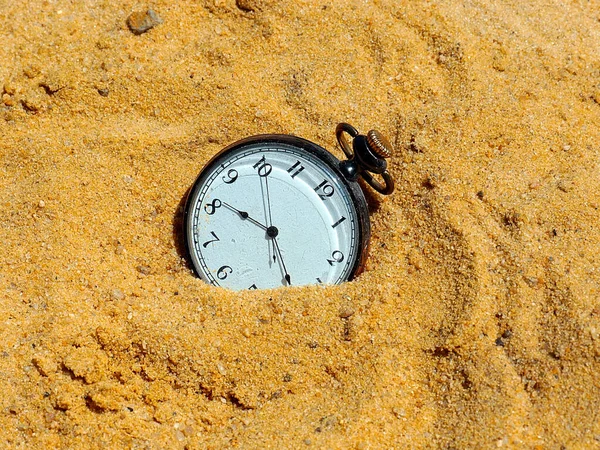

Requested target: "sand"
[{"left": 1, "top": 0, "right": 600, "bottom": 448}]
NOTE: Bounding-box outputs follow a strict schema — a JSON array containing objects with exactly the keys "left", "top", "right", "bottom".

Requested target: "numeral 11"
[{"left": 287, "top": 161, "right": 305, "bottom": 178}]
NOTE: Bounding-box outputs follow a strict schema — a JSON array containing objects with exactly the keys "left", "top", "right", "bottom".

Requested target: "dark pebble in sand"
[
  {"left": 127, "top": 9, "right": 163, "bottom": 35},
  {"left": 236, "top": 0, "right": 260, "bottom": 11}
]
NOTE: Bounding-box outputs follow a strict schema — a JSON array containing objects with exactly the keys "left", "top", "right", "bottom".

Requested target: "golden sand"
[{"left": 1, "top": 1, "right": 600, "bottom": 448}]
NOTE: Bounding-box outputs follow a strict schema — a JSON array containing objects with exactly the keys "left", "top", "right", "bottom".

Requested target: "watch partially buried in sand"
[{"left": 183, "top": 123, "right": 395, "bottom": 290}]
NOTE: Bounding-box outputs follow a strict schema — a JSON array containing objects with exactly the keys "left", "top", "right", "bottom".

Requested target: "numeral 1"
[
  {"left": 332, "top": 216, "right": 346, "bottom": 228},
  {"left": 287, "top": 161, "right": 305, "bottom": 179}
]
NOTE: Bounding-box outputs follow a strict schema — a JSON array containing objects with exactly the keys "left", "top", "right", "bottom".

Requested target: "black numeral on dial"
[
  {"left": 253, "top": 155, "right": 272, "bottom": 177},
  {"left": 204, "top": 199, "right": 222, "bottom": 215},
  {"left": 217, "top": 265, "right": 233, "bottom": 280},
  {"left": 314, "top": 180, "right": 335, "bottom": 200},
  {"left": 287, "top": 161, "right": 305, "bottom": 178},
  {"left": 332, "top": 216, "right": 346, "bottom": 228},
  {"left": 327, "top": 250, "right": 345, "bottom": 266},
  {"left": 248, "top": 284, "right": 258, "bottom": 290},
  {"left": 222, "top": 169, "right": 238, "bottom": 184},
  {"left": 202, "top": 231, "right": 220, "bottom": 248}
]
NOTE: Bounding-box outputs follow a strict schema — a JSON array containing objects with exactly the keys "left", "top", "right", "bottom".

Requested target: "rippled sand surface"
[{"left": 1, "top": 1, "right": 600, "bottom": 448}]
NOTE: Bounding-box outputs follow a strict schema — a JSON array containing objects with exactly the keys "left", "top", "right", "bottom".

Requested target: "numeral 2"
[{"left": 327, "top": 250, "right": 345, "bottom": 266}]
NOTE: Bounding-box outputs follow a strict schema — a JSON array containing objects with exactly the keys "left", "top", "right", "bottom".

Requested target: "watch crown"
[{"left": 366, "top": 129, "right": 393, "bottom": 159}]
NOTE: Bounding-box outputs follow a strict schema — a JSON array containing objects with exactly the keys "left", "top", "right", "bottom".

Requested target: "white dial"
[{"left": 185, "top": 140, "right": 362, "bottom": 290}]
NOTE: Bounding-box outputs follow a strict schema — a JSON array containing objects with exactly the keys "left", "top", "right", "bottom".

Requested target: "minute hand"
[{"left": 222, "top": 202, "right": 267, "bottom": 230}]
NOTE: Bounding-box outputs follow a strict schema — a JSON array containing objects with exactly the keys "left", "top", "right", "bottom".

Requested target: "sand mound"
[{"left": 1, "top": 1, "right": 599, "bottom": 448}]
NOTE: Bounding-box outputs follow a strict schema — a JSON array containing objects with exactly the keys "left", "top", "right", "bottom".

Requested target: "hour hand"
[{"left": 222, "top": 202, "right": 267, "bottom": 230}]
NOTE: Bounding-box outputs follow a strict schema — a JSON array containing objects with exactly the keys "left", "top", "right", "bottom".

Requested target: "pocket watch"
[{"left": 183, "top": 123, "right": 394, "bottom": 291}]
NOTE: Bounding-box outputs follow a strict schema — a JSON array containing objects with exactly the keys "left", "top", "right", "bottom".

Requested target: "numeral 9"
[{"left": 222, "top": 169, "right": 238, "bottom": 184}]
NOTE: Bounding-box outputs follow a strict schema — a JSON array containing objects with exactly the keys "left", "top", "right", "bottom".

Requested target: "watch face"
[{"left": 184, "top": 135, "right": 369, "bottom": 290}]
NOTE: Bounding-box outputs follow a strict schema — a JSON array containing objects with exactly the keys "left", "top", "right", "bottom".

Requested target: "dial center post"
[{"left": 266, "top": 226, "right": 279, "bottom": 238}]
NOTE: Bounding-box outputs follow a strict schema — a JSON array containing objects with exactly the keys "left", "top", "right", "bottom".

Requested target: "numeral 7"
[{"left": 202, "top": 231, "right": 220, "bottom": 248}]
